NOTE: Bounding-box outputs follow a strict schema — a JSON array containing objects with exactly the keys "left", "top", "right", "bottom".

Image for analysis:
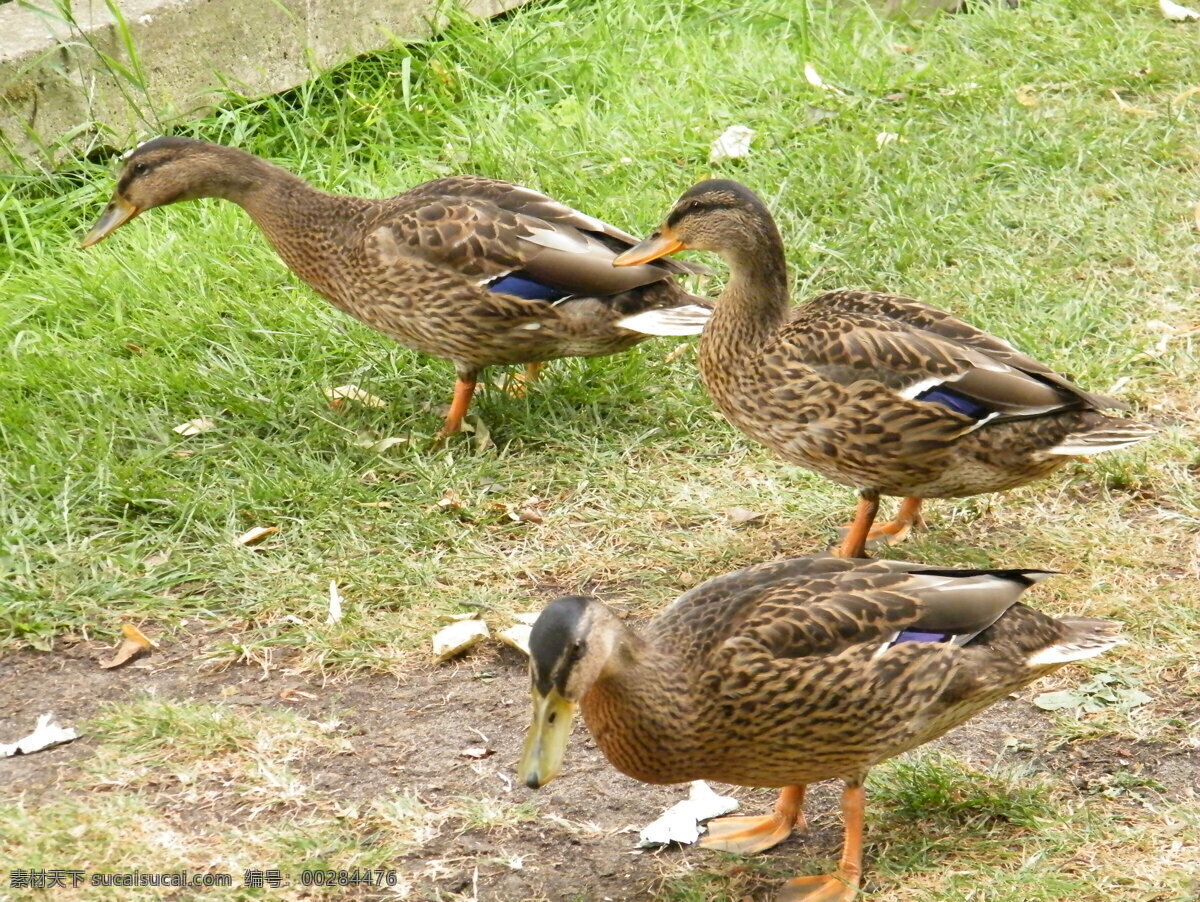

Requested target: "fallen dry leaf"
[
  {"left": 726, "top": 507, "right": 765, "bottom": 526},
  {"left": 460, "top": 747, "right": 496, "bottom": 759},
  {"left": 233, "top": 525, "right": 278, "bottom": 547},
  {"left": 326, "top": 384, "right": 388, "bottom": 408},
  {"left": 1193, "top": 201, "right": 1200, "bottom": 233},
  {"left": 466, "top": 415, "right": 494, "bottom": 452},
  {"left": 142, "top": 550, "right": 170, "bottom": 568},
  {"left": 99, "top": 622, "right": 155, "bottom": 669},
  {"left": 1173, "top": 85, "right": 1200, "bottom": 106},
  {"left": 172, "top": 417, "right": 216, "bottom": 437},
  {"left": 438, "top": 490, "right": 468, "bottom": 512},
  {"left": 664, "top": 344, "right": 692, "bottom": 365},
  {"left": 875, "top": 131, "right": 901, "bottom": 147},
  {"left": 279, "top": 688, "right": 318, "bottom": 702},
  {"left": 433, "top": 619, "right": 490, "bottom": 662},
  {"left": 1015, "top": 85, "right": 1039, "bottom": 107},
  {"left": 1111, "top": 90, "right": 1157, "bottom": 116},
  {"left": 709, "top": 125, "right": 755, "bottom": 163}
]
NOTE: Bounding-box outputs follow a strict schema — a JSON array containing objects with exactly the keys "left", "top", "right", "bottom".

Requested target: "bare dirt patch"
[{"left": 3, "top": 634, "right": 1197, "bottom": 901}]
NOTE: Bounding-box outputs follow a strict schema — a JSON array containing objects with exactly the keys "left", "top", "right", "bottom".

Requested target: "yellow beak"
[
  {"left": 613, "top": 230, "right": 685, "bottom": 267},
  {"left": 81, "top": 196, "right": 140, "bottom": 248},
  {"left": 518, "top": 688, "right": 578, "bottom": 789}
]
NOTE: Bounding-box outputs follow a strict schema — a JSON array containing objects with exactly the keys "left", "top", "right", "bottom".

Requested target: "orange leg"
[
  {"left": 835, "top": 495, "right": 880, "bottom": 559},
  {"left": 505, "top": 362, "right": 544, "bottom": 398},
  {"left": 438, "top": 375, "right": 478, "bottom": 438},
  {"left": 837, "top": 496, "right": 925, "bottom": 558},
  {"left": 701, "top": 785, "right": 807, "bottom": 855},
  {"left": 777, "top": 782, "right": 865, "bottom": 902}
]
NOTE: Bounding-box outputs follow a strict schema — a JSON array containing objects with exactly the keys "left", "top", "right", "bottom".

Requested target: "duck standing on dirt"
[
  {"left": 519, "top": 554, "right": 1119, "bottom": 901},
  {"left": 83, "top": 137, "right": 709, "bottom": 437},
  {"left": 614, "top": 180, "right": 1153, "bottom": 557}
]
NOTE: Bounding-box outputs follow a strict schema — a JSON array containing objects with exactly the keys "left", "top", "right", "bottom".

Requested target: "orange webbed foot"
[
  {"left": 700, "top": 785, "right": 806, "bottom": 855},
  {"left": 776, "top": 869, "right": 860, "bottom": 902}
]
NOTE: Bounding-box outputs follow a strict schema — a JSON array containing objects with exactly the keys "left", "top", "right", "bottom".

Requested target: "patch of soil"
[{"left": 2, "top": 637, "right": 1196, "bottom": 901}]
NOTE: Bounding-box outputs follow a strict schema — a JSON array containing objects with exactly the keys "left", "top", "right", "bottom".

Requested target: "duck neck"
[
  {"left": 699, "top": 218, "right": 791, "bottom": 366},
  {"left": 208, "top": 147, "right": 373, "bottom": 298},
  {"left": 580, "top": 637, "right": 694, "bottom": 784}
]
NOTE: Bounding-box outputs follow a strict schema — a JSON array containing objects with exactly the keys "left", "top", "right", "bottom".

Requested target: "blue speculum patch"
[
  {"left": 893, "top": 629, "right": 950, "bottom": 644},
  {"left": 488, "top": 274, "right": 568, "bottom": 301},
  {"left": 915, "top": 385, "right": 990, "bottom": 420}
]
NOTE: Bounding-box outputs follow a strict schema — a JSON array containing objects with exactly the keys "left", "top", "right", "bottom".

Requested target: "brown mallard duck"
[
  {"left": 82, "top": 137, "right": 709, "bottom": 436},
  {"left": 614, "top": 180, "right": 1153, "bottom": 557},
  {"left": 519, "top": 554, "right": 1119, "bottom": 900}
]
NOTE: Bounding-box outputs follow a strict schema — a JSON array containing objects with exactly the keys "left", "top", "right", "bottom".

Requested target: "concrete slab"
[{"left": 0, "top": 0, "right": 529, "bottom": 172}]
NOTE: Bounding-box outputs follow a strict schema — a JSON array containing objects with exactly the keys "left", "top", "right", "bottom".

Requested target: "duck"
[
  {"left": 519, "top": 553, "right": 1119, "bottom": 901},
  {"left": 82, "top": 137, "right": 710, "bottom": 437},
  {"left": 613, "top": 180, "right": 1153, "bottom": 557}
]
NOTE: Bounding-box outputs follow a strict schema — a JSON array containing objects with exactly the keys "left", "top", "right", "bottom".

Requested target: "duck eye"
[{"left": 133, "top": 161, "right": 148, "bottom": 174}]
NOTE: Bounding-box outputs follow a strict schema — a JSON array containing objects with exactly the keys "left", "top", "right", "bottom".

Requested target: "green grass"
[{"left": 2, "top": 0, "right": 1199, "bottom": 898}]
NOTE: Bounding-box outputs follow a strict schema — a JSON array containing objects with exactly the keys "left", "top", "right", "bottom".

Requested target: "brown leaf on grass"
[
  {"left": 142, "top": 550, "right": 170, "bottom": 568},
  {"left": 1173, "top": 85, "right": 1200, "bottom": 106},
  {"left": 725, "top": 507, "right": 765, "bottom": 526},
  {"left": 233, "top": 526, "right": 278, "bottom": 547},
  {"left": 172, "top": 417, "right": 217, "bottom": 437},
  {"left": 463, "top": 415, "right": 494, "bottom": 453},
  {"left": 1111, "top": 90, "right": 1157, "bottom": 117},
  {"left": 664, "top": 343, "right": 692, "bottom": 364},
  {"left": 437, "top": 490, "right": 468, "bottom": 512},
  {"left": 460, "top": 747, "right": 495, "bottom": 759},
  {"left": 99, "top": 623, "right": 155, "bottom": 669},
  {"left": 326, "top": 384, "right": 388, "bottom": 409},
  {"left": 1015, "top": 85, "right": 1039, "bottom": 107},
  {"left": 279, "top": 688, "right": 318, "bottom": 702}
]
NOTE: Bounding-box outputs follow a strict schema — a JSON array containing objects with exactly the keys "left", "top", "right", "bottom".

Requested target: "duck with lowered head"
[
  {"left": 83, "top": 137, "right": 710, "bottom": 437},
  {"left": 519, "top": 554, "right": 1119, "bottom": 900}
]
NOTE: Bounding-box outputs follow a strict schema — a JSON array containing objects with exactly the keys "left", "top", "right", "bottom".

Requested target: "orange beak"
[
  {"left": 81, "top": 196, "right": 140, "bottom": 248},
  {"left": 613, "top": 228, "right": 685, "bottom": 266}
]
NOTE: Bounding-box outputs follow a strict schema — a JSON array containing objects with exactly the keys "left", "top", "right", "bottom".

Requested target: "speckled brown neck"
[
  {"left": 221, "top": 161, "right": 374, "bottom": 301},
  {"left": 697, "top": 218, "right": 791, "bottom": 400},
  {"left": 580, "top": 642, "right": 695, "bottom": 785}
]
